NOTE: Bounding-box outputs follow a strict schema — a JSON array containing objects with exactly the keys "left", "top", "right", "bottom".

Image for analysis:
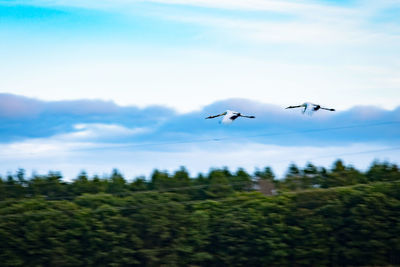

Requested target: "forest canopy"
[
  {"left": 0, "top": 159, "right": 399, "bottom": 266},
  {"left": 1, "top": 159, "right": 399, "bottom": 200}
]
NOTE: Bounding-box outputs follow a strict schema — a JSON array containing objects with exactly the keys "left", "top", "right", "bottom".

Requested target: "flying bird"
[
  {"left": 285, "top": 102, "right": 335, "bottom": 115},
  {"left": 205, "top": 110, "right": 255, "bottom": 124}
]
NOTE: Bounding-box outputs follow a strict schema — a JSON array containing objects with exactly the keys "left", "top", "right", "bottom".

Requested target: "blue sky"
[
  {"left": 1, "top": 93, "right": 399, "bottom": 179},
  {"left": 1, "top": 0, "right": 399, "bottom": 179}
]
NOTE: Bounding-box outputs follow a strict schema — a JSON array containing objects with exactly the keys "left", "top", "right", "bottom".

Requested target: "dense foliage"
[
  {"left": 0, "top": 160, "right": 399, "bottom": 266},
  {"left": 1, "top": 160, "right": 399, "bottom": 200}
]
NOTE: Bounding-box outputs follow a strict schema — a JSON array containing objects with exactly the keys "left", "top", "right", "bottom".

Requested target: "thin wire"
[
  {"left": 2, "top": 120, "right": 397, "bottom": 185},
  {"left": 56, "top": 120, "right": 400, "bottom": 152},
  {"left": 4, "top": 120, "right": 398, "bottom": 162},
  {"left": 2, "top": 149, "right": 400, "bottom": 204},
  {"left": 250, "top": 147, "right": 400, "bottom": 167},
  {"left": 306, "top": 147, "right": 400, "bottom": 161},
  {"left": 2, "top": 146, "right": 400, "bottom": 189},
  {"left": 245, "top": 121, "right": 400, "bottom": 139}
]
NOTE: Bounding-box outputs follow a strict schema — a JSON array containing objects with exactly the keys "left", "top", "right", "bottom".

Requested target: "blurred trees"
[
  {"left": 1, "top": 160, "right": 400, "bottom": 200},
  {"left": 277, "top": 160, "right": 400, "bottom": 192},
  {"left": 0, "top": 160, "right": 399, "bottom": 266},
  {"left": 0, "top": 180, "right": 399, "bottom": 266}
]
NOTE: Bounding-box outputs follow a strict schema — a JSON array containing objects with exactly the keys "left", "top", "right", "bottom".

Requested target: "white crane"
[
  {"left": 285, "top": 102, "right": 335, "bottom": 115},
  {"left": 205, "top": 110, "right": 255, "bottom": 124}
]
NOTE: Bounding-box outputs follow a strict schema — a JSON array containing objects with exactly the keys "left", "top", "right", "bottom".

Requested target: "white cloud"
[
  {"left": 147, "top": 0, "right": 400, "bottom": 47},
  {"left": 63, "top": 123, "right": 151, "bottom": 141},
  {"left": 0, "top": 123, "right": 152, "bottom": 159}
]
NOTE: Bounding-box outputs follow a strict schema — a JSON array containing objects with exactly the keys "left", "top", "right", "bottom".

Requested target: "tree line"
[
  {"left": 1, "top": 160, "right": 399, "bottom": 200},
  {"left": 0, "top": 159, "right": 399, "bottom": 266}
]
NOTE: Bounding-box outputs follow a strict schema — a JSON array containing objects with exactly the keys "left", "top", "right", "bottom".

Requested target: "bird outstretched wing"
[
  {"left": 240, "top": 115, "right": 255, "bottom": 118},
  {"left": 285, "top": 105, "right": 302, "bottom": 109},
  {"left": 320, "top": 107, "right": 335, "bottom": 111},
  {"left": 205, "top": 112, "right": 227, "bottom": 119}
]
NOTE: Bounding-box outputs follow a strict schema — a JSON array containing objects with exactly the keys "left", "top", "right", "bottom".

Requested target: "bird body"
[
  {"left": 286, "top": 102, "right": 335, "bottom": 115},
  {"left": 206, "top": 110, "right": 255, "bottom": 124}
]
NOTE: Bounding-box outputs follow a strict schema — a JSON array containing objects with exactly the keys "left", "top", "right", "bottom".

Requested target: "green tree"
[
  {"left": 149, "top": 170, "right": 171, "bottom": 190},
  {"left": 71, "top": 171, "right": 94, "bottom": 196},
  {"left": 172, "top": 166, "right": 191, "bottom": 188},
  {"left": 28, "top": 172, "right": 67, "bottom": 198},
  {"left": 302, "top": 162, "right": 320, "bottom": 188},
  {"left": 254, "top": 166, "right": 275, "bottom": 181},
  {"left": 366, "top": 161, "right": 400, "bottom": 182},
  {"left": 280, "top": 163, "right": 304, "bottom": 191},
  {"left": 106, "top": 169, "right": 128, "bottom": 195},
  {"left": 324, "top": 160, "right": 366, "bottom": 187},
  {"left": 129, "top": 176, "right": 148, "bottom": 192},
  {"left": 230, "top": 168, "right": 253, "bottom": 191},
  {"left": 205, "top": 169, "right": 234, "bottom": 198}
]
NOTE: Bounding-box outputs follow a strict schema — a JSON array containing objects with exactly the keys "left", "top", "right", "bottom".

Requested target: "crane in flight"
[
  {"left": 205, "top": 110, "right": 255, "bottom": 124},
  {"left": 286, "top": 102, "right": 335, "bottom": 115}
]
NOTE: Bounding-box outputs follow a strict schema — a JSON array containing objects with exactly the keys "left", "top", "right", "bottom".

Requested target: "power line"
[
  {"left": 2, "top": 145, "right": 400, "bottom": 203},
  {"left": 250, "top": 146, "right": 400, "bottom": 167},
  {"left": 4, "top": 120, "right": 399, "bottom": 161},
  {"left": 1, "top": 146, "right": 400, "bottom": 188},
  {"left": 1, "top": 120, "right": 399, "bottom": 194},
  {"left": 247, "top": 121, "right": 400, "bottom": 139},
  {"left": 306, "top": 147, "right": 400, "bottom": 161},
  {"left": 74, "top": 120, "right": 400, "bottom": 151}
]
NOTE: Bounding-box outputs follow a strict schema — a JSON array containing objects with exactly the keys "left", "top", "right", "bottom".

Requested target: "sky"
[{"left": 1, "top": 0, "right": 400, "bottom": 180}]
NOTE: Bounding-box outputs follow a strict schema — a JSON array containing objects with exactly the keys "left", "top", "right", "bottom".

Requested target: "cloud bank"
[
  {"left": 1, "top": 93, "right": 399, "bottom": 146},
  {"left": 1, "top": 93, "right": 399, "bottom": 179},
  {"left": 0, "top": 93, "right": 174, "bottom": 142}
]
